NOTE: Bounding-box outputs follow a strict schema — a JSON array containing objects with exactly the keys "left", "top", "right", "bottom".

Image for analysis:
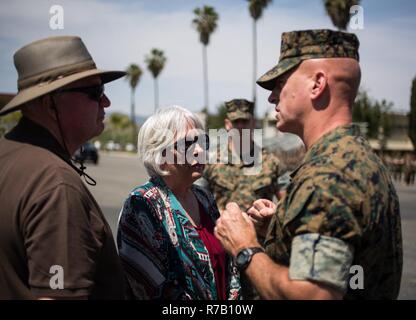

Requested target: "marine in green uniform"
[
  {"left": 214, "top": 29, "right": 402, "bottom": 300},
  {"left": 197, "top": 98, "right": 281, "bottom": 299},
  {"left": 198, "top": 99, "right": 280, "bottom": 213}
]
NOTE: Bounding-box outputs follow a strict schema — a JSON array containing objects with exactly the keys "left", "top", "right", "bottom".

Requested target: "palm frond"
[
  {"left": 145, "top": 49, "right": 167, "bottom": 78},
  {"left": 323, "top": 0, "right": 360, "bottom": 30},
  {"left": 125, "top": 63, "right": 142, "bottom": 90},
  {"left": 192, "top": 5, "right": 219, "bottom": 46},
  {"left": 248, "top": 0, "right": 272, "bottom": 20}
]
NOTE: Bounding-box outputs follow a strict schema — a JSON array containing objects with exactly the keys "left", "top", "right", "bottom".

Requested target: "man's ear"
[
  {"left": 311, "top": 71, "right": 327, "bottom": 100},
  {"left": 224, "top": 118, "right": 233, "bottom": 131}
]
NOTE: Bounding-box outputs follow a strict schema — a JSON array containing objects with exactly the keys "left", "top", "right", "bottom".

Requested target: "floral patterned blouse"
[{"left": 117, "top": 176, "right": 241, "bottom": 300}]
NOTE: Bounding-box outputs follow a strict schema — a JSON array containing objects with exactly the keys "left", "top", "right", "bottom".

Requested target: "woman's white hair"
[{"left": 137, "top": 105, "right": 205, "bottom": 177}]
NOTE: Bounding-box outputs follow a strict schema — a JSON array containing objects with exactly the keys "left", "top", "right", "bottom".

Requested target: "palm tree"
[
  {"left": 125, "top": 63, "right": 142, "bottom": 148},
  {"left": 248, "top": 0, "right": 272, "bottom": 113},
  {"left": 192, "top": 6, "right": 219, "bottom": 111},
  {"left": 323, "top": 0, "right": 360, "bottom": 30},
  {"left": 145, "top": 49, "right": 167, "bottom": 112}
]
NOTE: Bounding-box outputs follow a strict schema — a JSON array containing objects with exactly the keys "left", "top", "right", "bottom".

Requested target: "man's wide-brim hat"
[
  {"left": 0, "top": 36, "right": 126, "bottom": 116},
  {"left": 257, "top": 29, "right": 360, "bottom": 91}
]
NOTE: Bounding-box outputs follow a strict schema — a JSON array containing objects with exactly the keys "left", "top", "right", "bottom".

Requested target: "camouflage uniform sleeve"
[
  {"left": 265, "top": 151, "right": 281, "bottom": 197},
  {"left": 289, "top": 233, "right": 354, "bottom": 293},
  {"left": 284, "top": 171, "right": 362, "bottom": 293},
  {"left": 272, "top": 153, "right": 281, "bottom": 196}
]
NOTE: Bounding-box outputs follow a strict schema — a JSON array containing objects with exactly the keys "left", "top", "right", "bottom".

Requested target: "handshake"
[
  {"left": 218, "top": 199, "right": 277, "bottom": 238},
  {"left": 215, "top": 199, "right": 277, "bottom": 257}
]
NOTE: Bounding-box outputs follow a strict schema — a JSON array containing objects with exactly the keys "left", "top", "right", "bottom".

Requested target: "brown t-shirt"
[{"left": 0, "top": 118, "right": 125, "bottom": 299}]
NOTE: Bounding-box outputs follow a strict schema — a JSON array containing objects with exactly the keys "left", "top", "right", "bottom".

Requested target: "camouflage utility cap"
[
  {"left": 257, "top": 29, "right": 360, "bottom": 91},
  {"left": 226, "top": 99, "right": 254, "bottom": 121}
]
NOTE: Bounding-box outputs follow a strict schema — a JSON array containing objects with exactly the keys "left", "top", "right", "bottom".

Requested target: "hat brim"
[
  {"left": 228, "top": 113, "right": 252, "bottom": 121},
  {"left": 256, "top": 57, "right": 302, "bottom": 91},
  {"left": 0, "top": 69, "right": 126, "bottom": 116}
]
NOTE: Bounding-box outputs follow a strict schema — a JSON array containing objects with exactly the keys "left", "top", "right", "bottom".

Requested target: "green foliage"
[
  {"left": 97, "top": 112, "right": 138, "bottom": 147},
  {"left": 205, "top": 104, "right": 227, "bottom": 129},
  {"left": 409, "top": 76, "right": 416, "bottom": 148},
  {"left": 353, "top": 89, "right": 393, "bottom": 139},
  {"left": 377, "top": 99, "right": 393, "bottom": 138},
  {"left": 0, "top": 111, "right": 21, "bottom": 137},
  {"left": 125, "top": 64, "right": 143, "bottom": 91},
  {"left": 248, "top": 0, "right": 272, "bottom": 20},
  {"left": 108, "top": 112, "right": 134, "bottom": 129},
  {"left": 126, "top": 63, "right": 143, "bottom": 150},
  {"left": 145, "top": 49, "right": 166, "bottom": 111},
  {"left": 192, "top": 6, "right": 219, "bottom": 46},
  {"left": 145, "top": 49, "right": 166, "bottom": 79},
  {"left": 323, "top": 0, "right": 360, "bottom": 30}
]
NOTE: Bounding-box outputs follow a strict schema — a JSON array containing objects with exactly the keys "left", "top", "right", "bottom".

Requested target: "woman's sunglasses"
[
  {"left": 173, "top": 133, "right": 210, "bottom": 153},
  {"left": 55, "top": 84, "right": 105, "bottom": 103}
]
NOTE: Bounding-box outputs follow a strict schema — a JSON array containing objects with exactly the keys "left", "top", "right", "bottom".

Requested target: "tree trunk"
[
  {"left": 409, "top": 77, "right": 416, "bottom": 148},
  {"left": 203, "top": 44, "right": 209, "bottom": 110},
  {"left": 131, "top": 87, "right": 136, "bottom": 124},
  {"left": 154, "top": 77, "right": 159, "bottom": 113},
  {"left": 131, "top": 88, "right": 137, "bottom": 150},
  {"left": 252, "top": 19, "right": 257, "bottom": 115}
]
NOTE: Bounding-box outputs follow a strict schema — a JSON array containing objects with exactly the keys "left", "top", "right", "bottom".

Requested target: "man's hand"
[
  {"left": 214, "top": 202, "right": 260, "bottom": 257},
  {"left": 247, "top": 199, "right": 277, "bottom": 237}
]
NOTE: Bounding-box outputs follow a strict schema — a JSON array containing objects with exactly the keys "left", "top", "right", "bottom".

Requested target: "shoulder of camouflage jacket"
[{"left": 283, "top": 129, "right": 398, "bottom": 243}]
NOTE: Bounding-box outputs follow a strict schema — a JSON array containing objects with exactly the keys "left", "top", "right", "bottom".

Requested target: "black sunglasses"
[
  {"left": 55, "top": 84, "right": 105, "bottom": 102},
  {"left": 174, "top": 133, "right": 210, "bottom": 152}
]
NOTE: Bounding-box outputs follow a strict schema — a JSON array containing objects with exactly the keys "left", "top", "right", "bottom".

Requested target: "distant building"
[
  {"left": 263, "top": 109, "right": 414, "bottom": 154},
  {"left": 368, "top": 112, "right": 414, "bottom": 153}
]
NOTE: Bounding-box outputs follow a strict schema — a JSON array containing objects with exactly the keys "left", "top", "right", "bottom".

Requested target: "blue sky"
[{"left": 1, "top": 0, "right": 415, "bottom": 118}]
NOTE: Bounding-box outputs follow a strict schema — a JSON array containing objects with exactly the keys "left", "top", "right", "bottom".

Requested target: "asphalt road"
[{"left": 86, "top": 152, "right": 416, "bottom": 300}]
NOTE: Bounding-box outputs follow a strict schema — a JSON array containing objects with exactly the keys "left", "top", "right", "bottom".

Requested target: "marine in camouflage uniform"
[
  {"left": 214, "top": 29, "right": 403, "bottom": 300},
  {"left": 264, "top": 124, "right": 402, "bottom": 299},
  {"left": 257, "top": 29, "right": 403, "bottom": 299},
  {"left": 200, "top": 99, "right": 280, "bottom": 213},
  {"left": 198, "top": 99, "right": 281, "bottom": 299}
]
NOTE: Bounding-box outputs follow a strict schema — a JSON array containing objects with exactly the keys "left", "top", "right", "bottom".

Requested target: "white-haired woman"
[{"left": 117, "top": 106, "right": 241, "bottom": 300}]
